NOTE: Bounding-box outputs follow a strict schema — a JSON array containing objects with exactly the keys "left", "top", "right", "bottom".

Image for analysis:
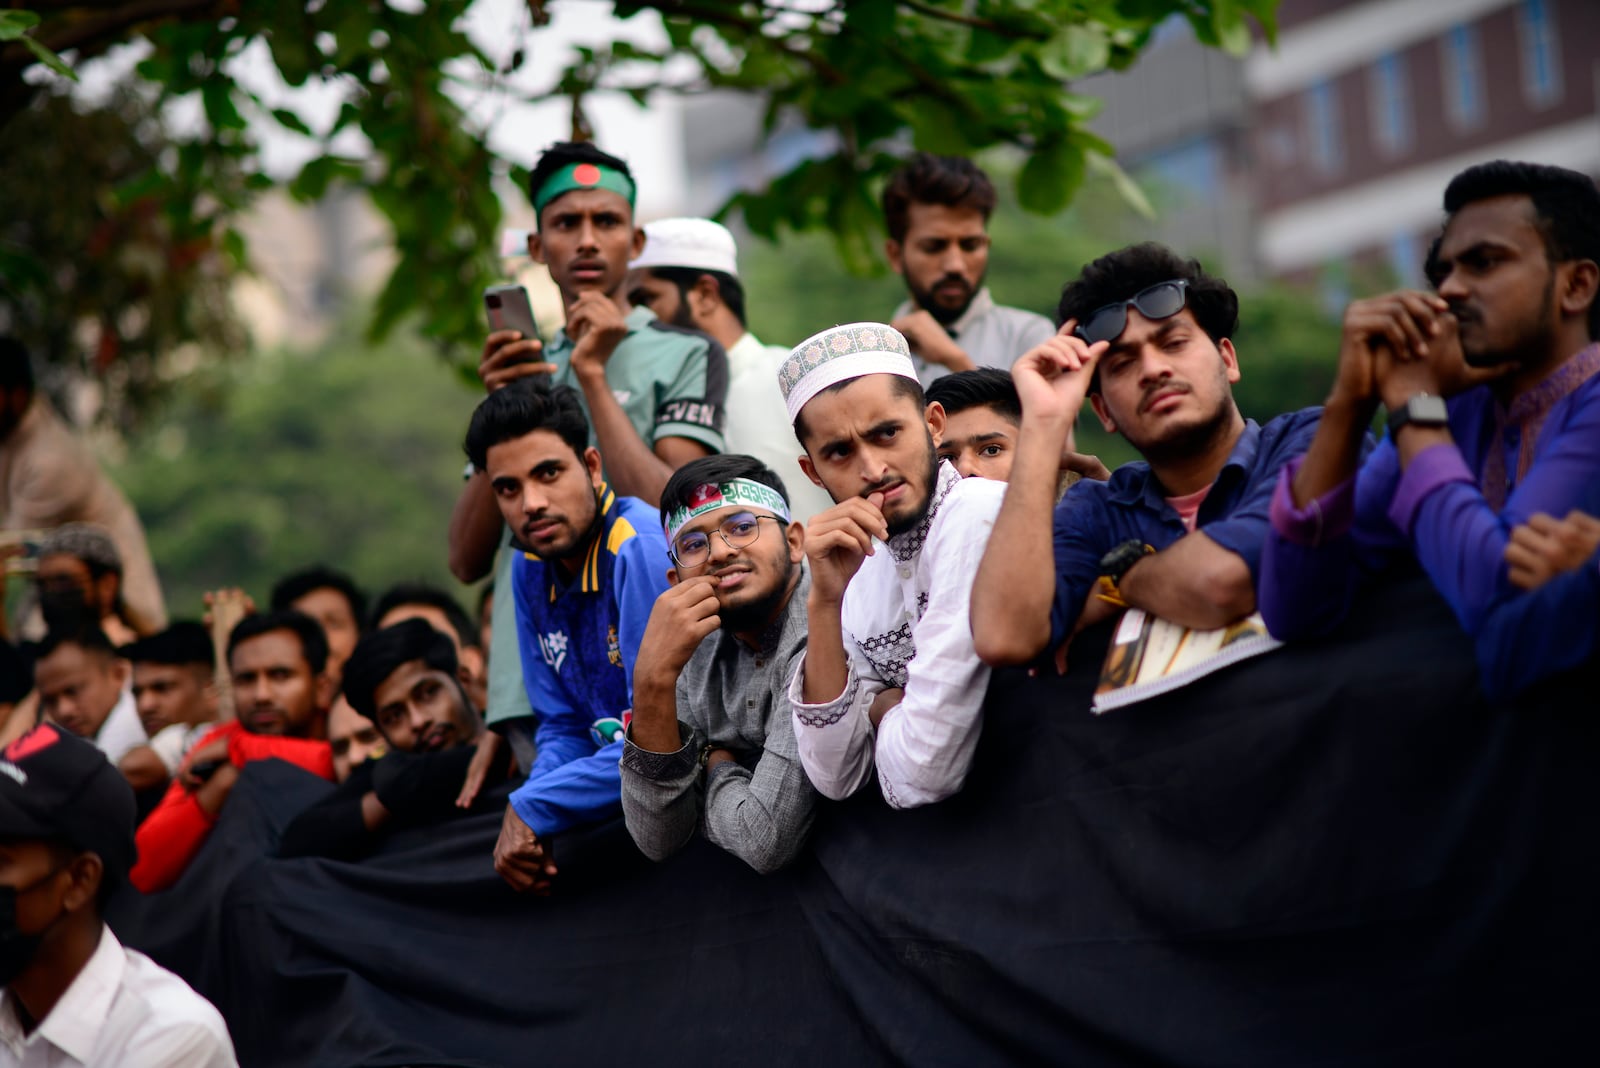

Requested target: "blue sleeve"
[
  {"left": 612, "top": 530, "right": 673, "bottom": 702},
  {"left": 1203, "top": 411, "right": 1323, "bottom": 584},
  {"left": 1049, "top": 487, "right": 1114, "bottom": 648},
  {"left": 510, "top": 555, "right": 583, "bottom": 781},
  {"left": 1473, "top": 554, "right": 1600, "bottom": 700},
  {"left": 510, "top": 738, "right": 625, "bottom": 838},
  {"left": 1258, "top": 439, "right": 1406, "bottom": 641},
  {"left": 1404, "top": 396, "right": 1600, "bottom": 637}
]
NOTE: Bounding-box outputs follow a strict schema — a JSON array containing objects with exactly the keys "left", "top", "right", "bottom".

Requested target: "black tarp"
[{"left": 111, "top": 576, "right": 1600, "bottom": 1066}]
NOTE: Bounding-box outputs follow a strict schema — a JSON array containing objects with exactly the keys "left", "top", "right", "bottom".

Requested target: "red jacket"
[{"left": 130, "top": 720, "right": 335, "bottom": 893}]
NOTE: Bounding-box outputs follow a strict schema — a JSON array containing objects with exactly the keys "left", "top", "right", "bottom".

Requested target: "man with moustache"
[
  {"left": 1260, "top": 161, "right": 1600, "bottom": 698},
  {"left": 625, "top": 217, "right": 832, "bottom": 521},
  {"left": 456, "top": 141, "right": 729, "bottom": 791},
  {"left": 780, "top": 323, "right": 1005, "bottom": 808},
  {"left": 278, "top": 619, "right": 505, "bottom": 860},
  {"left": 131, "top": 611, "right": 336, "bottom": 893},
  {"left": 973, "top": 246, "right": 1323, "bottom": 667},
  {"left": 883, "top": 154, "right": 1055, "bottom": 387},
  {"left": 622, "top": 456, "right": 817, "bottom": 873},
  {"left": 465, "top": 381, "right": 671, "bottom": 894}
]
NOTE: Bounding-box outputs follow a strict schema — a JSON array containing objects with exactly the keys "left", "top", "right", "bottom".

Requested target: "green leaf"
[
  {"left": 1017, "top": 139, "right": 1086, "bottom": 215},
  {"left": 271, "top": 108, "right": 314, "bottom": 136},
  {"left": 0, "top": 11, "right": 41, "bottom": 40},
  {"left": 1037, "top": 24, "right": 1109, "bottom": 81},
  {"left": 20, "top": 36, "right": 77, "bottom": 80},
  {"left": 1085, "top": 152, "right": 1155, "bottom": 220}
]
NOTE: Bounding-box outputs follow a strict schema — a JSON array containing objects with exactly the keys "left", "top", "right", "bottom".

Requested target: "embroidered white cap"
[
  {"left": 630, "top": 217, "right": 740, "bottom": 277},
  {"left": 778, "top": 322, "right": 918, "bottom": 423}
]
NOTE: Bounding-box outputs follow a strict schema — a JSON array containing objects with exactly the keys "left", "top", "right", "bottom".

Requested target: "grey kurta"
[{"left": 620, "top": 570, "right": 817, "bottom": 873}]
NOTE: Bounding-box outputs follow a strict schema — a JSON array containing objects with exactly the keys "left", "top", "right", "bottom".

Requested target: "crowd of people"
[{"left": 0, "top": 143, "right": 1597, "bottom": 1064}]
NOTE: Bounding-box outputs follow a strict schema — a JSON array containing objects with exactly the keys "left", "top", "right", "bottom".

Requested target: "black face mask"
[
  {"left": 0, "top": 871, "right": 63, "bottom": 988},
  {"left": 37, "top": 587, "right": 95, "bottom": 633}
]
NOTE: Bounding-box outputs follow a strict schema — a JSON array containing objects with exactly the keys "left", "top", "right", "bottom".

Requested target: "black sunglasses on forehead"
[{"left": 1073, "top": 279, "right": 1190, "bottom": 346}]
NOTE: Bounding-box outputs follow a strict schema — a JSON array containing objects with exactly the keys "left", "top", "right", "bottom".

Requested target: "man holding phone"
[{"left": 454, "top": 141, "right": 730, "bottom": 774}]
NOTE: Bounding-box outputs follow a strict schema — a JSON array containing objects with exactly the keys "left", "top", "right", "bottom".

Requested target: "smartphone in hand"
[{"left": 484, "top": 284, "right": 540, "bottom": 342}]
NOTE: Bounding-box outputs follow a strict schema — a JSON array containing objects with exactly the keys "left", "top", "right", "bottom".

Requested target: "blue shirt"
[
  {"left": 1050, "top": 408, "right": 1323, "bottom": 646},
  {"left": 1261, "top": 343, "right": 1600, "bottom": 698},
  {"left": 509, "top": 486, "right": 671, "bottom": 837}
]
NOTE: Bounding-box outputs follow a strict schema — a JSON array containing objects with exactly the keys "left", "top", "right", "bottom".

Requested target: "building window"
[
  {"left": 1368, "top": 52, "right": 1412, "bottom": 157},
  {"left": 1441, "top": 24, "right": 1485, "bottom": 131},
  {"left": 1305, "top": 80, "right": 1342, "bottom": 176},
  {"left": 1516, "top": 0, "right": 1562, "bottom": 108}
]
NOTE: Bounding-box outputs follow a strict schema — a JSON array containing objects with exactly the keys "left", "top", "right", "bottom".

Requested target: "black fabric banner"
[{"left": 111, "top": 577, "right": 1600, "bottom": 1067}]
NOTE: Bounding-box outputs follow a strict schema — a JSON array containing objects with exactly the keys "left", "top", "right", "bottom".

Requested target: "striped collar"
[{"left": 522, "top": 483, "right": 619, "bottom": 598}]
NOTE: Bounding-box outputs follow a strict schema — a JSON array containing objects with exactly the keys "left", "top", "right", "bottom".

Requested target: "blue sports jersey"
[{"left": 509, "top": 486, "right": 671, "bottom": 837}]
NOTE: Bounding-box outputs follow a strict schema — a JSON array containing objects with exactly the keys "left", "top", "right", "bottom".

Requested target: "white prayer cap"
[
  {"left": 778, "top": 323, "right": 918, "bottom": 423},
  {"left": 630, "top": 217, "right": 740, "bottom": 277}
]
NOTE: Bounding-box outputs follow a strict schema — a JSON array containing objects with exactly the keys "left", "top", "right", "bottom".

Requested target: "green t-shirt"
[{"left": 543, "top": 305, "right": 729, "bottom": 452}]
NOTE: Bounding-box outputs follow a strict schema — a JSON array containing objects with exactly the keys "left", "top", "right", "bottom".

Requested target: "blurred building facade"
[{"left": 1250, "top": 0, "right": 1600, "bottom": 286}]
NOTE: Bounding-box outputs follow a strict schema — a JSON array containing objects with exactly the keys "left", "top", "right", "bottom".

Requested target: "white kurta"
[{"left": 788, "top": 462, "right": 1003, "bottom": 808}]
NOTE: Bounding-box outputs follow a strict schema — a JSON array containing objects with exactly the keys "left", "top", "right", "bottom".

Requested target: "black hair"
[
  {"left": 35, "top": 625, "right": 117, "bottom": 663},
  {"left": 0, "top": 336, "right": 33, "bottom": 393},
  {"left": 925, "top": 368, "right": 1020, "bottom": 423},
  {"left": 464, "top": 378, "right": 591, "bottom": 472},
  {"left": 269, "top": 566, "right": 367, "bottom": 630},
  {"left": 369, "top": 583, "right": 481, "bottom": 651},
  {"left": 122, "top": 621, "right": 213, "bottom": 668},
  {"left": 882, "top": 153, "right": 997, "bottom": 243},
  {"left": 792, "top": 374, "right": 927, "bottom": 447},
  {"left": 340, "top": 618, "right": 459, "bottom": 722},
  {"left": 659, "top": 454, "right": 791, "bottom": 532},
  {"left": 1056, "top": 243, "right": 1240, "bottom": 381},
  {"left": 227, "top": 610, "right": 329, "bottom": 678},
  {"left": 528, "top": 141, "right": 634, "bottom": 228},
  {"left": 1431, "top": 160, "right": 1600, "bottom": 337},
  {"left": 645, "top": 267, "right": 748, "bottom": 328}
]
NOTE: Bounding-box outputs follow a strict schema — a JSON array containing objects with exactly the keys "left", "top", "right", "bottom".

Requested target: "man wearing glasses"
[
  {"left": 620, "top": 456, "right": 817, "bottom": 873},
  {"left": 971, "top": 243, "right": 1323, "bottom": 669}
]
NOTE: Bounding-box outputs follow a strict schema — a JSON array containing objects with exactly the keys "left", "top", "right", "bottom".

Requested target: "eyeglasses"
[
  {"left": 670, "top": 512, "right": 782, "bottom": 570},
  {"left": 1074, "top": 279, "right": 1189, "bottom": 346}
]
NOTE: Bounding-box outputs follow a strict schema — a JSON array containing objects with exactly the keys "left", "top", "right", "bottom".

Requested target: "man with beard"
[
  {"left": 279, "top": 619, "right": 506, "bottom": 860},
  {"left": 1260, "top": 161, "right": 1600, "bottom": 698},
  {"left": 465, "top": 381, "right": 671, "bottom": 894},
  {"left": 883, "top": 154, "right": 1055, "bottom": 387},
  {"left": 780, "top": 323, "right": 1005, "bottom": 808},
  {"left": 456, "top": 142, "right": 730, "bottom": 803},
  {"left": 0, "top": 338, "right": 166, "bottom": 639},
  {"left": 622, "top": 456, "right": 817, "bottom": 872},
  {"left": 0, "top": 724, "right": 236, "bottom": 1067},
  {"left": 970, "top": 244, "right": 1322, "bottom": 668},
  {"left": 32, "top": 628, "right": 144, "bottom": 770},
  {"left": 626, "top": 217, "right": 831, "bottom": 522},
  {"left": 131, "top": 611, "right": 336, "bottom": 893}
]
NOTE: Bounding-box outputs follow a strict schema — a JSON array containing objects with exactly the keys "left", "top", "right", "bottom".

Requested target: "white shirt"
[
  {"left": 723, "top": 332, "right": 833, "bottom": 524},
  {"left": 0, "top": 927, "right": 236, "bottom": 1068},
  {"left": 788, "top": 462, "right": 1003, "bottom": 807},
  {"left": 92, "top": 687, "right": 146, "bottom": 767},
  {"left": 893, "top": 288, "right": 1057, "bottom": 388},
  {"left": 148, "top": 722, "right": 217, "bottom": 776}
]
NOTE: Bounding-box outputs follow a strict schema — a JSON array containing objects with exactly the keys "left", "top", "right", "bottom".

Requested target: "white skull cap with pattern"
[
  {"left": 629, "top": 217, "right": 740, "bottom": 277},
  {"left": 778, "top": 322, "right": 918, "bottom": 423}
]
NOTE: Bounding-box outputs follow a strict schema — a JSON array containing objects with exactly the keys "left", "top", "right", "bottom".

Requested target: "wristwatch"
[
  {"left": 1386, "top": 392, "right": 1448, "bottom": 438},
  {"left": 1096, "top": 539, "right": 1153, "bottom": 607}
]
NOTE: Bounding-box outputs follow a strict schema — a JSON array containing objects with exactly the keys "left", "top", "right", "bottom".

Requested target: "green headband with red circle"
[{"left": 533, "top": 161, "right": 637, "bottom": 216}]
